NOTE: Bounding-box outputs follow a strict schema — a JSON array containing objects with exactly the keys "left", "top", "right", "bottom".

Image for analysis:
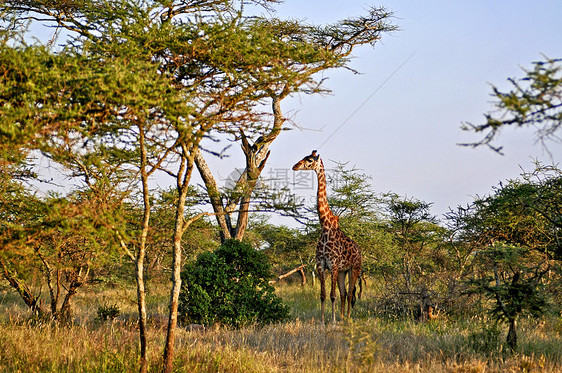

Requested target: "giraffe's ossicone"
[{"left": 293, "top": 150, "right": 363, "bottom": 323}]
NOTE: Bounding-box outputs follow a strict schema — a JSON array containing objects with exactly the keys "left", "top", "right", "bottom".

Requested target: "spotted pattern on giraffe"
[{"left": 292, "top": 150, "right": 362, "bottom": 323}]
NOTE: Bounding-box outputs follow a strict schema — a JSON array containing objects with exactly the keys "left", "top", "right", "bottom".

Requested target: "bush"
[
  {"left": 178, "top": 239, "right": 290, "bottom": 328},
  {"left": 95, "top": 303, "right": 120, "bottom": 322}
]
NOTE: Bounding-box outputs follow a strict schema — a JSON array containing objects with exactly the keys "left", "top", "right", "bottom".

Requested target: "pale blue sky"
[{"left": 243, "top": 0, "right": 562, "bottom": 221}]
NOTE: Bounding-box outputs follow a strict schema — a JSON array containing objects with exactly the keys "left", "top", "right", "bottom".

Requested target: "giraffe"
[{"left": 292, "top": 150, "right": 362, "bottom": 323}]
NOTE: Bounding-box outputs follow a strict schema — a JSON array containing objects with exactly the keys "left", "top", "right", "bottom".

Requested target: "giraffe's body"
[{"left": 293, "top": 150, "right": 362, "bottom": 323}]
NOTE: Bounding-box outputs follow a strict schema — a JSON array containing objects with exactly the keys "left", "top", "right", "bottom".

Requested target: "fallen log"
[{"left": 269, "top": 264, "right": 306, "bottom": 286}]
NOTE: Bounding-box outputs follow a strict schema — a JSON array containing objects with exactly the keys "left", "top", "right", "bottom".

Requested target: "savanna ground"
[{"left": 1, "top": 280, "right": 562, "bottom": 373}]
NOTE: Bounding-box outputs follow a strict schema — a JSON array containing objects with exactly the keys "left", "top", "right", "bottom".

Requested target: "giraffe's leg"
[
  {"left": 318, "top": 268, "right": 326, "bottom": 324},
  {"left": 347, "top": 266, "right": 361, "bottom": 318},
  {"left": 337, "top": 271, "right": 348, "bottom": 319},
  {"left": 330, "top": 269, "right": 339, "bottom": 323},
  {"left": 357, "top": 273, "right": 364, "bottom": 300}
]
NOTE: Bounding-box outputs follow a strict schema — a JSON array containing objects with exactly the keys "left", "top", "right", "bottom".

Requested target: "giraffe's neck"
[{"left": 315, "top": 160, "right": 338, "bottom": 228}]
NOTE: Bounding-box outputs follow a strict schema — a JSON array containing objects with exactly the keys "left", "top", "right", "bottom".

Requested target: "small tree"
[
  {"left": 179, "top": 239, "right": 289, "bottom": 328},
  {"left": 467, "top": 243, "right": 550, "bottom": 351},
  {"left": 0, "top": 185, "right": 118, "bottom": 322},
  {"left": 449, "top": 176, "right": 557, "bottom": 350},
  {"left": 384, "top": 195, "right": 447, "bottom": 319}
]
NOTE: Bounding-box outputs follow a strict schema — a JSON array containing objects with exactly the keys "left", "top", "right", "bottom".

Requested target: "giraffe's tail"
[
  {"left": 352, "top": 271, "right": 365, "bottom": 308},
  {"left": 358, "top": 272, "right": 366, "bottom": 300}
]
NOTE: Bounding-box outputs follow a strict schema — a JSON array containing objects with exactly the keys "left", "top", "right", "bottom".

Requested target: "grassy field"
[{"left": 1, "top": 282, "right": 562, "bottom": 372}]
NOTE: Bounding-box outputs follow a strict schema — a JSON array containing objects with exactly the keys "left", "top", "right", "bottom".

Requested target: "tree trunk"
[
  {"left": 137, "top": 124, "right": 150, "bottom": 373},
  {"left": 193, "top": 149, "right": 232, "bottom": 241},
  {"left": 163, "top": 149, "right": 194, "bottom": 373},
  {"left": 506, "top": 271, "right": 520, "bottom": 352},
  {"left": 311, "top": 265, "right": 316, "bottom": 287},
  {"left": 234, "top": 195, "right": 252, "bottom": 240},
  {"left": 193, "top": 96, "right": 284, "bottom": 243},
  {"left": 57, "top": 266, "right": 88, "bottom": 323},
  {"left": 299, "top": 267, "right": 306, "bottom": 286},
  {"left": 507, "top": 317, "right": 517, "bottom": 351},
  {"left": 0, "top": 258, "right": 43, "bottom": 315},
  {"left": 136, "top": 259, "right": 148, "bottom": 373},
  {"left": 37, "top": 250, "right": 59, "bottom": 315},
  {"left": 58, "top": 283, "right": 77, "bottom": 323}
]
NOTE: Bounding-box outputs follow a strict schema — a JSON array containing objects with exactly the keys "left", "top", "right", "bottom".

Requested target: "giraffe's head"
[{"left": 292, "top": 150, "right": 321, "bottom": 171}]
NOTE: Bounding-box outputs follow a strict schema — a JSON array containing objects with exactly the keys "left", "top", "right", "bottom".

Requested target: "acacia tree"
[
  {"left": 0, "top": 32, "right": 147, "bottom": 321},
  {"left": 458, "top": 52, "right": 562, "bottom": 350},
  {"left": 320, "top": 162, "right": 392, "bottom": 282},
  {"left": 0, "top": 26, "right": 194, "bottom": 369},
  {"left": 468, "top": 244, "right": 550, "bottom": 351},
  {"left": 462, "top": 56, "right": 562, "bottom": 153},
  {"left": 448, "top": 176, "right": 557, "bottom": 350},
  {"left": 0, "top": 174, "right": 121, "bottom": 322},
  {"left": 193, "top": 8, "right": 397, "bottom": 242},
  {"left": 383, "top": 195, "right": 448, "bottom": 318}
]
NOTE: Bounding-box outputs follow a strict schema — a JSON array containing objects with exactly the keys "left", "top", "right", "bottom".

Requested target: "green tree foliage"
[
  {"left": 462, "top": 56, "right": 562, "bottom": 153},
  {"left": 0, "top": 181, "right": 121, "bottom": 321},
  {"left": 448, "top": 171, "right": 560, "bottom": 350},
  {"left": 382, "top": 195, "right": 450, "bottom": 318},
  {"left": 518, "top": 163, "right": 562, "bottom": 258},
  {"left": 325, "top": 164, "right": 395, "bottom": 280},
  {"left": 327, "top": 162, "right": 382, "bottom": 221},
  {"left": 467, "top": 243, "right": 550, "bottom": 351},
  {"left": 243, "top": 216, "right": 318, "bottom": 286},
  {"left": 192, "top": 9, "right": 397, "bottom": 241},
  {"left": 178, "top": 239, "right": 289, "bottom": 328},
  {"left": 0, "top": 39, "right": 186, "bottom": 156},
  {"left": 449, "top": 170, "right": 559, "bottom": 257}
]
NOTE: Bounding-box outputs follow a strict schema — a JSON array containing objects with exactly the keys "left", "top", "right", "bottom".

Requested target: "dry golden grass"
[{"left": 1, "top": 283, "right": 561, "bottom": 372}]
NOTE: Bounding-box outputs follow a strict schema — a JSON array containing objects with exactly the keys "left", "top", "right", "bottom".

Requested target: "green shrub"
[
  {"left": 179, "top": 239, "right": 290, "bottom": 328},
  {"left": 95, "top": 303, "right": 120, "bottom": 322}
]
